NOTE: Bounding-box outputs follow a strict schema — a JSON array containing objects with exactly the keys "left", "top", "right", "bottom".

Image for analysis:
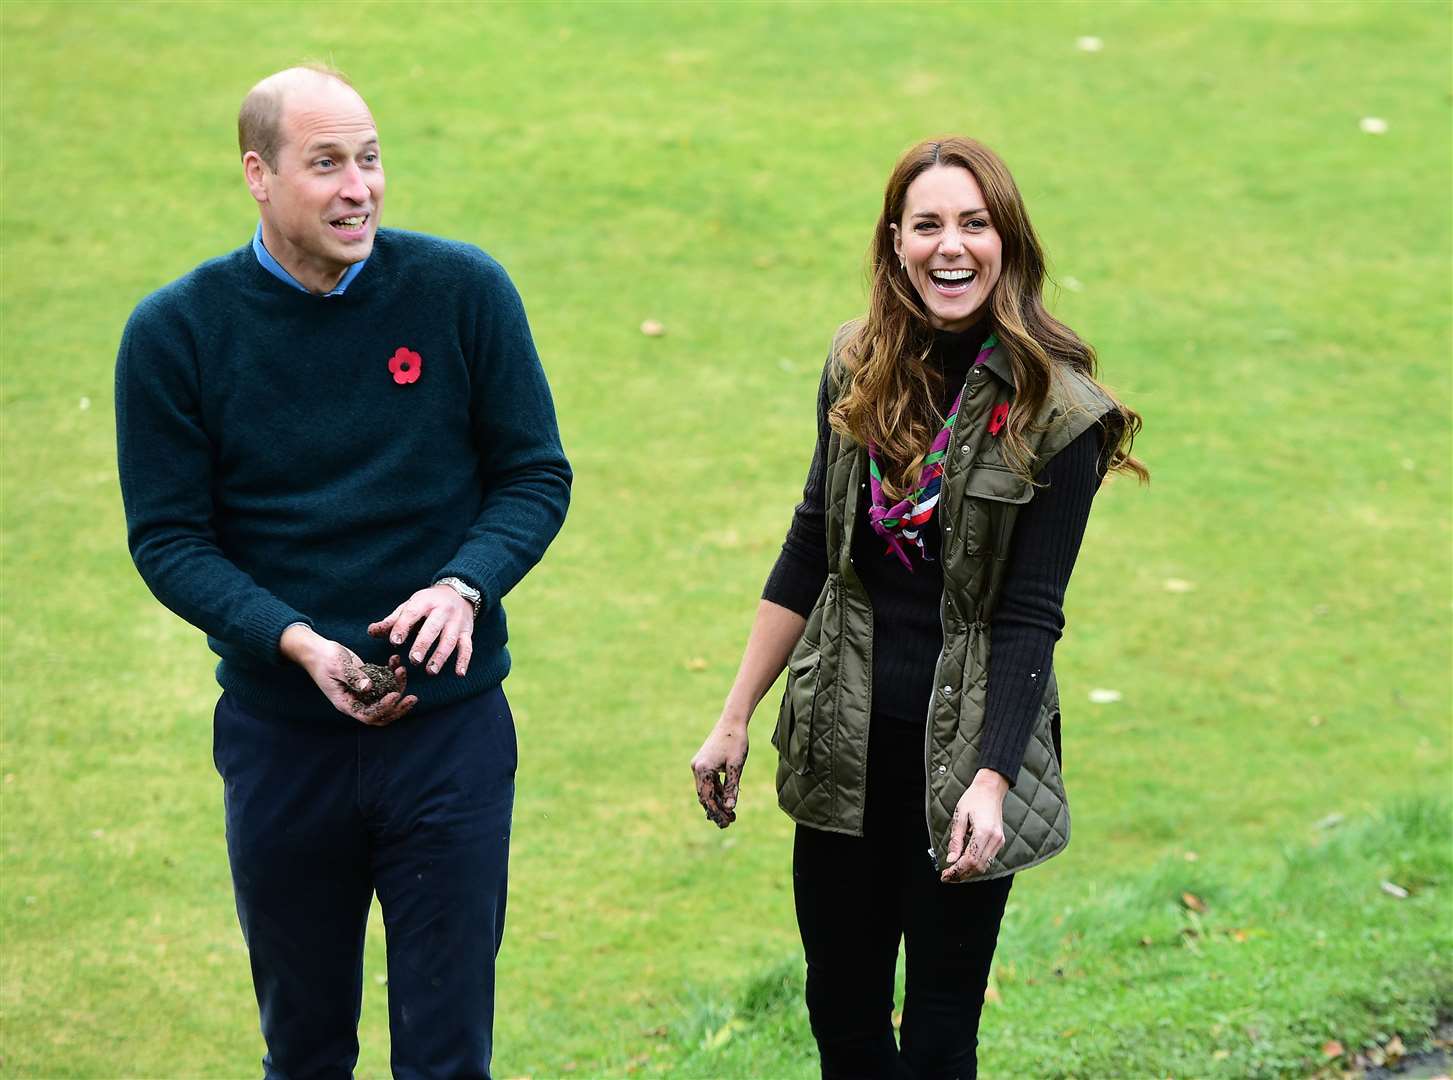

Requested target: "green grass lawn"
[{"left": 2, "top": 1, "right": 1449, "bottom": 1076}]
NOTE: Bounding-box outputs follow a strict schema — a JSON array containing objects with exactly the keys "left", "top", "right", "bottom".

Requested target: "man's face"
[{"left": 246, "top": 79, "right": 384, "bottom": 292}]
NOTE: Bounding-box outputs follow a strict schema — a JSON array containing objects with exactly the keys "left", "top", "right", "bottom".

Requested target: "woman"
[{"left": 690, "top": 137, "right": 1145, "bottom": 1079}]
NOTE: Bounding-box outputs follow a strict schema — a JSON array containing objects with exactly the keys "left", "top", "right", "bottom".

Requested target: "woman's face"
[{"left": 891, "top": 164, "right": 1003, "bottom": 333}]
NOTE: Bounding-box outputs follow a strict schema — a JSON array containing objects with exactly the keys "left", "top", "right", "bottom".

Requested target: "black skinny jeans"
[{"left": 793, "top": 719, "right": 1014, "bottom": 1080}]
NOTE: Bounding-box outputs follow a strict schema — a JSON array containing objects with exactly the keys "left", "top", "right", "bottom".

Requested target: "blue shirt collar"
[{"left": 252, "top": 223, "right": 368, "bottom": 296}]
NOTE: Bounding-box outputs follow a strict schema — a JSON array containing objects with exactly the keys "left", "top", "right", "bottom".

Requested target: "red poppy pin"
[
  {"left": 389, "top": 347, "right": 422, "bottom": 385},
  {"left": 988, "top": 402, "right": 1009, "bottom": 436}
]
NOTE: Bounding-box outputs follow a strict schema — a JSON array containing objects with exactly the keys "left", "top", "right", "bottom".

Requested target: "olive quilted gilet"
[{"left": 772, "top": 324, "right": 1119, "bottom": 880}]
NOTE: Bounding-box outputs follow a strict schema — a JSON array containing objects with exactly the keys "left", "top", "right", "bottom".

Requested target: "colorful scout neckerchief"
[{"left": 866, "top": 334, "right": 998, "bottom": 570}]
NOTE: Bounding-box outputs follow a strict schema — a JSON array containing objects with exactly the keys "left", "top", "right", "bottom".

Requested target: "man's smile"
[{"left": 330, "top": 212, "right": 370, "bottom": 236}]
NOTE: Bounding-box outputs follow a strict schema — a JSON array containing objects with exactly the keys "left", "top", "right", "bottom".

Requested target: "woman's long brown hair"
[{"left": 830, "top": 137, "right": 1146, "bottom": 497}]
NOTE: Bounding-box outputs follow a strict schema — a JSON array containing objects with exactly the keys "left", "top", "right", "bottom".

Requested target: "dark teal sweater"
[{"left": 116, "top": 229, "right": 571, "bottom": 720}]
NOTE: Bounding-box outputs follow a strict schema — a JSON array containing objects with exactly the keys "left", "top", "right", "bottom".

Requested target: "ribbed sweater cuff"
[
  {"left": 241, "top": 599, "right": 312, "bottom": 665},
  {"left": 433, "top": 561, "right": 504, "bottom": 614}
]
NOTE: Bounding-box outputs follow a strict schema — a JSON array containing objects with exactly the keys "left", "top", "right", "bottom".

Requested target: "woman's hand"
[
  {"left": 941, "top": 768, "right": 1010, "bottom": 882},
  {"left": 691, "top": 718, "right": 749, "bottom": 829}
]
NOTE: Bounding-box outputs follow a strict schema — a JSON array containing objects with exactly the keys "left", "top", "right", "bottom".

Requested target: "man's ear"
[{"left": 243, "top": 151, "right": 271, "bottom": 205}]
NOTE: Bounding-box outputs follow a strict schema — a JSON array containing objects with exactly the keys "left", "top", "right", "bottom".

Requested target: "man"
[{"left": 115, "top": 65, "right": 571, "bottom": 1078}]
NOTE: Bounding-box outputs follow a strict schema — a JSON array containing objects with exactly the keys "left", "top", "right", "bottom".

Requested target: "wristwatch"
[{"left": 435, "top": 576, "right": 482, "bottom": 619}]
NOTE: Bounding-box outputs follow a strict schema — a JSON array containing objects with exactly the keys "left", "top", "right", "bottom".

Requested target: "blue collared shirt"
[{"left": 252, "top": 223, "right": 367, "bottom": 296}]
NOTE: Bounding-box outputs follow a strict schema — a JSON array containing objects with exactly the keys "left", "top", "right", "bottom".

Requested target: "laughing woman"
[{"left": 690, "top": 137, "right": 1145, "bottom": 1079}]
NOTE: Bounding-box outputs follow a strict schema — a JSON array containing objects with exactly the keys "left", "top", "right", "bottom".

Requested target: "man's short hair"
[{"left": 238, "top": 62, "right": 354, "bottom": 170}]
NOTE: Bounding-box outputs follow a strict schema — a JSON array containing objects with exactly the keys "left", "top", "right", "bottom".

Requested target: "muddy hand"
[
  {"left": 343, "top": 653, "right": 417, "bottom": 728},
  {"left": 690, "top": 721, "right": 749, "bottom": 829},
  {"left": 369, "top": 584, "right": 475, "bottom": 676}
]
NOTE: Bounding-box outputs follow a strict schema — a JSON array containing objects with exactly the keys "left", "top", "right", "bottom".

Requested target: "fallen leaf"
[
  {"left": 686, "top": 658, "right": 708, "bottom": 672},
  {"left": 640, "top": 319, "right": 665, "bottom": 337},
  {"left": 1181, "top": 891, "right": 1207, "bottom": 913},
  {"left": 1075, "top": 36, "right": 1103, "bottom": 52},
  {"left": 1231, "top": 929, "right": 1249, "bottom": 943},
  {"left": 1163, "top": 578, "right": 1195, "bottom": 593},
  {"left": 642, "top": 1025, "right": 668, "bottom": 1038},
  {"left": 704, "top": 1019, "right": 744, "bottom": 1051},
  {"left": 1060, "top": 1028, "right": 1078, "bottom": 1038},
  {"left": 983, "top": 985, "right": 1001, "bottom": 1005},
  {"left": 1384, "top": 1035, "right": 1405, "bottom": 1063},
  {"left": 1321, "top": 1040, "right": 1344, "bottom": 1058},
  {"left": 1359, "top": 116, "right": 1389, "bottom": 134},
  {"left": 1380, "top": 881, "right": 1409, "bottom": 899},
  {"left": 1088, "top": 688, "right": 1122, "bottom": 704}
]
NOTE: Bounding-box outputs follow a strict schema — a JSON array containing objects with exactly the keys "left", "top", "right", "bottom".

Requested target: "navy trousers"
[
  {"left": 213, "top": 685, "right": 516, "bottom": 1080},
  {"left": 793, "top": 719, "right": 1014, "bottom": 1080}
]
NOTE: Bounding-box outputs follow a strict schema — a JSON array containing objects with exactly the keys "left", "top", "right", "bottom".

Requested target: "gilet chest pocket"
[
  {"left": 773, "top": 650, "right": 820, "bottom": 776},
  {"left": 961, "top": 461, "right": 1033, "bottom": 553}
]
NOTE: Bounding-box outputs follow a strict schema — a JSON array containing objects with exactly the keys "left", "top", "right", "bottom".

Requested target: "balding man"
[{"left": 115, "top": 65, "right": 571, "bottom": 1077}]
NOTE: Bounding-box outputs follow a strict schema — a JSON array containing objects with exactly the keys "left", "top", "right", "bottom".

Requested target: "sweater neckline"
[{"left": 236, "top": 232, "right": 388, "bottom": 307}]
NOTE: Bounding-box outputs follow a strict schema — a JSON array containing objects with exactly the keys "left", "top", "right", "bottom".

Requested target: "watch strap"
[{"left": 435, "top": 576, "right": 482, "bottom": 619}]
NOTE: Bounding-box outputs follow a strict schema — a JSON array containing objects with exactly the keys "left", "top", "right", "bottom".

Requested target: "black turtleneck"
[{"left": 762, "top": 325, "right": 1104, "bottom": 784}]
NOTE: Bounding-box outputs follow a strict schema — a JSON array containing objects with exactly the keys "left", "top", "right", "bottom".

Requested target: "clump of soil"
[{"left": 355, "top": 663, "right": 399, "bottom": 706}]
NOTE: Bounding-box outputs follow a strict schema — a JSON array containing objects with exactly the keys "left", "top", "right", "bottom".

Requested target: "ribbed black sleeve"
[{"left": 976, "top": 428, "right": 1105, "bottom": 783}]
